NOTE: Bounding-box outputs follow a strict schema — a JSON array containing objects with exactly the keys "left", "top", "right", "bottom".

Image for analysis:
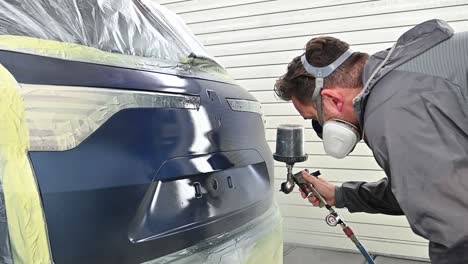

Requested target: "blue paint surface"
[{"left": 1, "top": 52, "right": 274, "bottom": 263}]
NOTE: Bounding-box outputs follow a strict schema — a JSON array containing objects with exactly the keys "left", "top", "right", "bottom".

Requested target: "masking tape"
[
  {"left": 0, "top": 64, "right": 52, "bottom": 264},
  {"left": 245, "top": 217, "right": 283, "bottom": 264},
  {"left": 0, "top": 35, "right": 233, "bottom": 82}
]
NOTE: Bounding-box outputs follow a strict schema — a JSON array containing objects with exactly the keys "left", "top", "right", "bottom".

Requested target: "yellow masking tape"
[
  {"left": 0, "top": 65, "right": 52, "bottom": 264},
  {"left": 245, "top": 218, "right": 283, "bottom": 264},
  {"left": 0, "top": 35, "right": 232, "bottom": 82},
  {"left": 0, "top": 35, "right": 151, "bottom": 67}
]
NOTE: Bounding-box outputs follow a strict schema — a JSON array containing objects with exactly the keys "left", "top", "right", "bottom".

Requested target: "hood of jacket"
[{"left": 353, "top": 19, "right": 454, "bottom": 127}]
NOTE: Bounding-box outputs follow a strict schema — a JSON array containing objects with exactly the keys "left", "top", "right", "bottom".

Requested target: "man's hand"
[{"left": 299, "top": 171, "right": 337, "bottom": 207}]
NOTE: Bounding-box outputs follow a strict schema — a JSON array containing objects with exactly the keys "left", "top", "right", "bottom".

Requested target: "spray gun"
[{"left": 273, "top": 124, "right": 376, "bottom": 264}]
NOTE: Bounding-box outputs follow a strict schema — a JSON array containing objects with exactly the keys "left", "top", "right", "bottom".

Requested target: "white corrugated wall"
[{"left": 160, "top": 0, "right": 468, "bottom": 260}]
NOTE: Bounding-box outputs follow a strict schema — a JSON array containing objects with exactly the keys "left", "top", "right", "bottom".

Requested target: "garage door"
[{"left": 159, "top": 0, "right": 468, "bottom": 260}]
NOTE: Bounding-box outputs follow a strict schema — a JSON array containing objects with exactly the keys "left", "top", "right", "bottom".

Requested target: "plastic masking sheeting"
[
  {"left": 143, "top": 203, "right": 283, "bottom": 264},
  {"left": 0, "top": 0, "right": 234, "bottom": 83},
  {"left": 0, "top": 0, "right": 207, "bottom": 61},
  {"left": 0, "top": 65, "right": 52, "bottom": 264}
]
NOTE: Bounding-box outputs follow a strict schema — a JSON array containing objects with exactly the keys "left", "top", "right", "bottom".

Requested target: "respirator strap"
[{"left": 301, "top": 49, "right": 353, "bottom": 125}]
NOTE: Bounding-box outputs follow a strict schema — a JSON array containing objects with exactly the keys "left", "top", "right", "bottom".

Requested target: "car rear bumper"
[{"left": 144, "top": 203, "right": 283, "bottom": 264}]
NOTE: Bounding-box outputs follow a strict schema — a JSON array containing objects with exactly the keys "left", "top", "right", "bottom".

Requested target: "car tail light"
[{"left": 20, "top": 84, "right": 200, "bottom": 151}]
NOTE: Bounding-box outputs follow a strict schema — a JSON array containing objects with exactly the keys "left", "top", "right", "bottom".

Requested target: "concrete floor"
[{"left": 283, "top": 244, "right": 430, "bottom": 264}]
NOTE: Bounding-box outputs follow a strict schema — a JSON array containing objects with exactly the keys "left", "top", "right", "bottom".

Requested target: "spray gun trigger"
[{"left": 292, "top": 171, "right": 325, "bottom": 208}]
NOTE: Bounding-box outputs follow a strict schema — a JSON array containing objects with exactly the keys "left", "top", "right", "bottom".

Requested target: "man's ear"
[{"left": 321, "top": 89, "right": 344, "bottom": 112}]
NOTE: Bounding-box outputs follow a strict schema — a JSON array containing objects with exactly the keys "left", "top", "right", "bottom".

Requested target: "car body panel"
[{"left": 0, "top": 52, "right": 275, "bottom": 263}]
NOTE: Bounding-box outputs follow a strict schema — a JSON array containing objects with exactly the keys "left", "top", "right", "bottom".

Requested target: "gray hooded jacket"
[{"left": 334, "top": 19, "right": 468, "bottom": 262}]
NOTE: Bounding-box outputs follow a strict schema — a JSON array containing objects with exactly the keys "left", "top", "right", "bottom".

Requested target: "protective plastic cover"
[
  {"left": 144, "top": 204, "right": 283, "bottom": 264},
  {"left": 0, "top": 0, "right": 207, "bottom": 61},
  {"left": 0, "top": 0, "right": 233, "bottom": 82}
]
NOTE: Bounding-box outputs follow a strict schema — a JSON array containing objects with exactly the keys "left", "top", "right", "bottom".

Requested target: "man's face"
[
  {"left": 291, "top": 96, "right": 339, "bottom": 123},
  {"left": 291, "top": 88, "right": 361, "bottom": 127},
  {"left": 291, "top": 96, "right": 317, "bottom": 120}
]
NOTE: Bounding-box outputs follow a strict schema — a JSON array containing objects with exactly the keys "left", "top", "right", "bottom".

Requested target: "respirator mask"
[{"left": 301, "top": 50, "right": 361, "bottom": 159}]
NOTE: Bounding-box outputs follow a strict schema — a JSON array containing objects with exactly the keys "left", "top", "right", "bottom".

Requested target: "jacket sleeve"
[{"left": 335, "top": 178, "right": 404, "bottom": 215}]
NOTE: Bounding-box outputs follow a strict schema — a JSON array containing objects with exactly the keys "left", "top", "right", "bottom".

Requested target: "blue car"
[{"left": 0, "top": 1, "right": 281, "bottom": 263}]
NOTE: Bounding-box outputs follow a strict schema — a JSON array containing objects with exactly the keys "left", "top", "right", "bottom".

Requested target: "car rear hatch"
[{"left": 0, "top": 41, "right": 275, "bottom": 264}]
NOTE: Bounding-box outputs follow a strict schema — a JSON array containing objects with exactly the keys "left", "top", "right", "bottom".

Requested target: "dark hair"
[{"left": 274, "top": 36, "right": 368, "bottom": 103}]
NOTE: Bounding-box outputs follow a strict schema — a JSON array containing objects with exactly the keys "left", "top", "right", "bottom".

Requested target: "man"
[{"left": 274, "top": 19, "right": 468, "bottom": 263}]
